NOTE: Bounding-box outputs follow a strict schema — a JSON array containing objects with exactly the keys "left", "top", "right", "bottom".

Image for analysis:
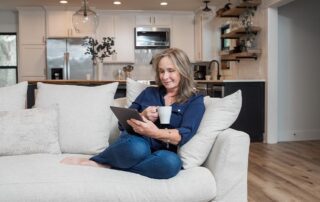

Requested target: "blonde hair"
[{"left": 152, "top": 48, "right": 196, "bottom": 103}]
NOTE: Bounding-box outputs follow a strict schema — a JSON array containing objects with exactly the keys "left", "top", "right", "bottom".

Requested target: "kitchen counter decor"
[{"left": 82, "top": 36, "right": 116, "bottom": 80}]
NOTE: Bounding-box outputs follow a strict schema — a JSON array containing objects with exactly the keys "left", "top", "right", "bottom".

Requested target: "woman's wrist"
[{"left": 156, "top": 128, "right": 174, "bottom": 145}]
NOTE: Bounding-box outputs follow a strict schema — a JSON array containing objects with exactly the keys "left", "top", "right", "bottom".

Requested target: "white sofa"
[{"left": 0, "top": 82, "right": 250, "bottom": 202}]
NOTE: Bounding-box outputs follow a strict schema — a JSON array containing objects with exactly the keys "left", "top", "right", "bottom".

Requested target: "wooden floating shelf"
[
  {"left": 221, "top": 26, "right": 261, "bottom": 39},
  {"left": 217, "top": 0, "right": 261, "bottom": 18},
  {"left": 220, "top": 49, "right": 262, "bottom": 62}
]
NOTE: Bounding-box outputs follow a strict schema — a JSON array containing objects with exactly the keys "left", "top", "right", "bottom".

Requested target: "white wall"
[
  {"left": 0, "top": 10, "right": 17, "bottom": 32},
  {"left": 278, "top": 0, "right": 320, "bottom": 141}
]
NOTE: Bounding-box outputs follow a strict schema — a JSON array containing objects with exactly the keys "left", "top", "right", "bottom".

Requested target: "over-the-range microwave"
[{"left": 135, "top": 27, "right": 170, "bottom": 49}]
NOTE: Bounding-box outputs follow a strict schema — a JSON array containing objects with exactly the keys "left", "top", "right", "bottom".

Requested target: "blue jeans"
[{"left": 90, "top": 133, "right": 182, "bottom": 179}]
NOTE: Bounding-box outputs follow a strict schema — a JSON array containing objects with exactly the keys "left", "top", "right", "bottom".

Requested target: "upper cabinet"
[
  {"left": 194, "top": 13, "right": 215, "bottom": 61},
  {"left": 46, "top": 8, "right": 87, "bottom": 38},
  {"left": 17, "top": 7, "right": 46, "bottom": 45},
  {"left": 171, "top": 13, "right": 195, "bottom": 62},
  {"left": 113, "top": 14, "right": 135, "bottom": 63},
  {"left": 136, "top": 14, "right": 172, "bottom": 26},
  {"left": 96, "top": 12, "right": 135, "bottom": 63},
  {"left": 17, "top": 7, "right": 46, "bottom": 82}
]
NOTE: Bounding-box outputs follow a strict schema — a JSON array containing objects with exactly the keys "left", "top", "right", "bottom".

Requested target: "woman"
[{"left": 61, "top": 48, "right": 205, "bottom": 179}]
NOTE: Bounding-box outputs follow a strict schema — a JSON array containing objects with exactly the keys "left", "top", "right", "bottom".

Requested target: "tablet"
[{"left": 110, "top": 106, "right": 143, "bottom": 133}]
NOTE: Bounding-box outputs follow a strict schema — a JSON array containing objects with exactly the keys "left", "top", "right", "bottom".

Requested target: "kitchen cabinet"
[
  {"left": 135, "top": 14, "right": 171, "bottom": 26},
  {"left": 224, "top": 81, "right": 265, "bottom": 142},
  {"left": 194, "top": 12, "right": 215, "bottom": 61},
  {"left": 46, "top": 9, "right": 86, "bottom": 38},
  {"left": 17, "top": 7, "right": 46, "bottom": 45},
  {"left": 96, "top": 12, "right": 135, "bottom": 63},
  {"left": 17, "top": 7, "right": 46, "bottom": 82},
  {"left": 113, "top": 14, "right": 135, "bottom": 63},
  {"left": 19, "top": 45, "right": 46, "bottom": 81},
  {"left": 171, "top": 13, "right": 195, "bottom": 61}
]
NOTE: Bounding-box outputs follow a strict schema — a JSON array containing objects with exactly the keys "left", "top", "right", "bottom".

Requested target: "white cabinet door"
[
  {"left": 46, "top": 10, "right": 69, "bottom": 37},
  {"left": 194, "top": 12, "right": 215, "bottom": 61},
  {"left": 136, "top": 14, "right": 171, "bottom": 26},
  {"left": 194, "top": 14, "right": 203, "bottom": 61},
  {"left": 96, "top": 13, "right": 115, "bottom": 63},
  {"left": 154, "top": 14, "right": 172, "bottom": 26},
  {"left": 46, "top": 9, "right": 87, "bottom": 38},
  {"left": 19, "top": 45, "right": 46, "bottom": 81},
  {"left": 113, "top": 14, "right": 135, "bottom": 63},
  {"left": 18, "top": 7, "right": 45, "bottom": 45},
  {"left": 171, "top": 14, "right": 195, "bottom": 62}
]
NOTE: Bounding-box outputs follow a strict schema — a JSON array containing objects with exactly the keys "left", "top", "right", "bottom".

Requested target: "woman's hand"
[
  {"left": 127, "top": 116, "right": 160, "bottom": 138},
  {"left": 140, "top": 106, "right": 159, "bottom": 122}
]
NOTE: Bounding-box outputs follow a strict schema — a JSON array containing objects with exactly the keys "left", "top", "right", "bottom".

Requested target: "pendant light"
[
  {"left": 72, "top": 0, "right": 99, "bottom": 35},
  {"left": 201, "top": 0, "right": 213, "bottom": 20}
]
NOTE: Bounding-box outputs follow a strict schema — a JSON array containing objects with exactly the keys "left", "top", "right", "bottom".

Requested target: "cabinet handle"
[
  {"left": 153, "top": 17, "right": 156, "bottom": 24},
  {"left": 149, "top": 17, "right": 152, "bottom": 24}
]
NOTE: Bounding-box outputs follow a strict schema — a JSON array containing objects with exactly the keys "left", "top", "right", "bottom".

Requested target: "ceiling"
[{"left": 0, "top": 0, "right": 227, "bottom": 11}]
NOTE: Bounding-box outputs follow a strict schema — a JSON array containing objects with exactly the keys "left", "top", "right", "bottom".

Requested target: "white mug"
[{"left": 158, "top": 106, "right": 172, "bottom": 124}]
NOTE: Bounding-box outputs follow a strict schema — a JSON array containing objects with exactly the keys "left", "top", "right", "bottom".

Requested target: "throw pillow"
[
  {"left": 109, "top": 97, "right": 128, "bottom": 144},
  {"left": 0, "top": 81, "right": 27, "bottom": 111},
  {"left": 0, "top": 106, "right": 61, "bottom": 156},
  {"left": 34, "top": 82, "right": 119, "bottom": 154},
  {"left": 178, "top": 90, "right": 242, "bottom": 169},
  {"left": 126, "top": 78, "right": 150, "bottom": 107}
]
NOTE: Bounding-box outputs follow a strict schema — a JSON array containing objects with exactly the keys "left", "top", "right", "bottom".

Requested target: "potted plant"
[
  {"left": 239, "top": 6, "right": 256, "bottom": 50},
  {"left": 82, "top": 36, "right": 116, "bottom": 80}
]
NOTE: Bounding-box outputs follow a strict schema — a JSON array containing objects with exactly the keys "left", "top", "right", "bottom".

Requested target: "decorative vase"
[
  {"left": 97, "top": 61, "right": 103, "bottom": 80},
  {"left": 92, "top": 59, "right": 104, "bottom": 80},
  {"left": 92, "top": 59, "right": 98, "bottom": 80}
]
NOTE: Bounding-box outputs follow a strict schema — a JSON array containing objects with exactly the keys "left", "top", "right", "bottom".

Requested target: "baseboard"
[{"left": 278, "top": 129, "right": 320, "bottom": 142}]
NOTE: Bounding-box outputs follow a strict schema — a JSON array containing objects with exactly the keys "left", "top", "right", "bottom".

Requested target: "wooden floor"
[{"left": 248, "top": 141, "right": 320, "bottom": 202}]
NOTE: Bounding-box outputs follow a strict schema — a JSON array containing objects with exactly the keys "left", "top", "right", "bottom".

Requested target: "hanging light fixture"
[
  {"left": 201, "top": 0, "right": 213, "bottom": 19},
  {"left": 72, "top": 0, "right": 99, "bottom": 35}
]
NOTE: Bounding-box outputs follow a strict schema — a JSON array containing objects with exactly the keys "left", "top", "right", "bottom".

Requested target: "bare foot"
[
  {"left": 60, "top": 156, "right": 110, "bottom": 168},
  {"left": 79, "top": 159, "right": 111, "bottom": 168}
]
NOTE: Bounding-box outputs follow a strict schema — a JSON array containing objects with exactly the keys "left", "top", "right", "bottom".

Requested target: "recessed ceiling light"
[
  {"left": 160, "top": 2, "right": 168, "bottom": 6},
  {"left": 113, "top": 1, "right": 122, "bottom": 5},
  {"left": 59, "top": 0, "right": 68, "bottom": 4}
]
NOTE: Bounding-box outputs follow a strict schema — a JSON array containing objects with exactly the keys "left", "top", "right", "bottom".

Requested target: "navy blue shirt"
[{"left": 123, "top": 86, "right": 205, "bottom": 151}]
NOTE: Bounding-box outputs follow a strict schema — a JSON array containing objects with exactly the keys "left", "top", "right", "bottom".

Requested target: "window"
[
  {"left": 220, "top": 25, "right": 231, "bottom": 50},
  {"left": 0, "top": 33, "right": 17, "bottom": 87}
]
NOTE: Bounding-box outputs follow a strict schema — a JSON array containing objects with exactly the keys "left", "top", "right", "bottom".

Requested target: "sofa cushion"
[
  {"left": 0, "top": 106, "right": 61, "bottom": 155},
  {"left": 179, "top": 91, "right": 242, "bottom": 169},
  {"left": 34, "top": 82, "right": 118, "bottom": 154},
  {"left": 0, "top": 154, "right": 216, "bottom": 202},
  {"left": 109, "top": 97, "right": 128, "bottom": 144},
  {"left": 126, "top": 78, "right": 149, "bottom": 107},
  {"left": 0, "top": 81, "right": 27, "bottom": 111}
]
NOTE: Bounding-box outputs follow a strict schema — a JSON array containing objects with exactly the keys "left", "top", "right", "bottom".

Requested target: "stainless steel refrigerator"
[{"left": 46, "top": 38, "right": 92, "bottom": 80}]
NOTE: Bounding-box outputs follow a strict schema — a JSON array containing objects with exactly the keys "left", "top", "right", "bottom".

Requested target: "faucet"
[{"left": 208, "top": 60, "right": 222, "bottom": 80}]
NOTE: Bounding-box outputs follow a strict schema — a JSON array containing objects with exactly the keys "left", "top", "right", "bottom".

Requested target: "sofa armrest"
[{"left": 203, "top": 128, "right": 250, "bottom": 202}]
